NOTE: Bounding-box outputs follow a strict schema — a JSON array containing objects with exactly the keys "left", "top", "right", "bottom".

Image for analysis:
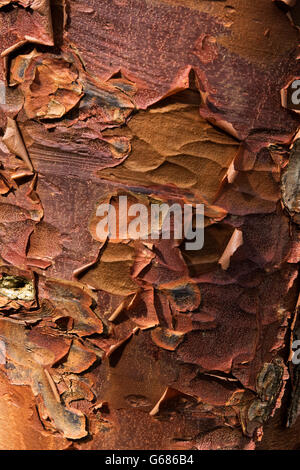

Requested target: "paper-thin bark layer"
[{"left": 0, "top": 0, "right": 299, "bottom": 450}]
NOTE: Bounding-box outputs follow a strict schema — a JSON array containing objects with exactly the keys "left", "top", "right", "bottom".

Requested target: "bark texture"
[{"left": 0, "top": 0, "right": 299, "bottom": 450}]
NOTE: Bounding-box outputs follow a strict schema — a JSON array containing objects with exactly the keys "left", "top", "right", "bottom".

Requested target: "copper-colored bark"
[{"left": 0, "top": 0, "right": 299, "bottom": 450}]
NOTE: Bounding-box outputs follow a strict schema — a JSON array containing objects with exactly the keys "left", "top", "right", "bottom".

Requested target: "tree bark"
[{"left": 0, "top": 0, "right": 299, "bottom": 450}]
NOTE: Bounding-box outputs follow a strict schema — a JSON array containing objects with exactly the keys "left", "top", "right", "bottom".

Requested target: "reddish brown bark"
[{"left": 0, "top": 0, "right": 299, "bottom": 450}]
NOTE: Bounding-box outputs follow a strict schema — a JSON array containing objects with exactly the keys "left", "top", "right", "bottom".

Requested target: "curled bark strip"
[{"left": 0, "top": 0, "right": 299, "bottom": 451}]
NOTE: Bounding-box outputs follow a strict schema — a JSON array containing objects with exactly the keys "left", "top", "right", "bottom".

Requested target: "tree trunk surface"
[{"left": 0, "top": 0, "right": 299, "bottom": 450}]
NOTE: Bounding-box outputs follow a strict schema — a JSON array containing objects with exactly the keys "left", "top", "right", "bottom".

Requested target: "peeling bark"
[{"left": 0, "top": 0, "right": 299, "bottom": 451}]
